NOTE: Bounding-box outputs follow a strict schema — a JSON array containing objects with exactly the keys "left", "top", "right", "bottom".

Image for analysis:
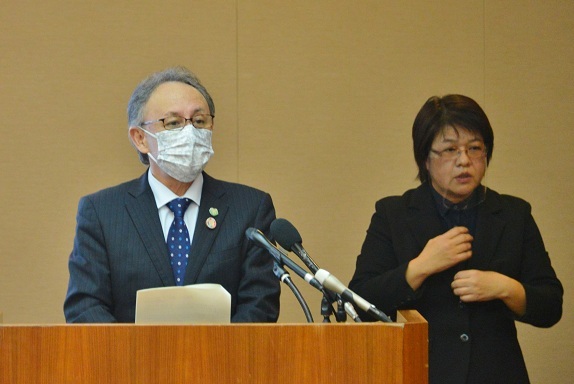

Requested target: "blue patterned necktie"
[{"left": 166, "top": 198, "right": 192, "bottom": 286}]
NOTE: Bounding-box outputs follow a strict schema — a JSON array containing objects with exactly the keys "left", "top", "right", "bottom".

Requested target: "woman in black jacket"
[{"left": 349, "top": 94, "right": 563, "bottom": 384}]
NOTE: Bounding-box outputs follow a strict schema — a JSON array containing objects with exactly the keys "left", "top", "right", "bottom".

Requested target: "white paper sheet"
[{"left": 135, "top": 284, "right": 231, "bottom": 324}]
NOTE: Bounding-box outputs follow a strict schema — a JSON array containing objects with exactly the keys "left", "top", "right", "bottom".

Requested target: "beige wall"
[{"left": 1, "top": 1, "right": 572, "bottom": 382}]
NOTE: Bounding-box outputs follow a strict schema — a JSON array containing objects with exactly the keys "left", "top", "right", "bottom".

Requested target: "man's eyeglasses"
[
  {"left": 140, "top": 114, "right": 214, "bottom": 130},
  {"left": 430, "top": 145, "right": 487, "bottom": 160}
]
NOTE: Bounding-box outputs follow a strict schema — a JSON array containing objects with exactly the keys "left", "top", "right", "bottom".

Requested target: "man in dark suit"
[{"left": 64, "top": 67, "right": 280, "bottom": 323}]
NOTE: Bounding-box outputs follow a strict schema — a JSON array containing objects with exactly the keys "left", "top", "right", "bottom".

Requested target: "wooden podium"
[{"left": 0, "top": 310, "right": 427, "bottom": 384}]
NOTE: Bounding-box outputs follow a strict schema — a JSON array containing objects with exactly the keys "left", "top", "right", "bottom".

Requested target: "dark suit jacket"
[
  {"left": 64, "top": 171, "right": 280, "bottom": 323},
  {"left": 349, "top": 182, "right": 563, "bottom": 384}
]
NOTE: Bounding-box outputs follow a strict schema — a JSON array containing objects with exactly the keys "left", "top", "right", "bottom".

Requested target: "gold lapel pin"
[{"left": 206, "top": 217, "right": 217, "bottom": 229}]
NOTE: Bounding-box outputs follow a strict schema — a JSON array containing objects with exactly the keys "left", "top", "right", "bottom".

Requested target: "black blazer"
[
  {"left": 349, "top": 182, "right": 562, "bottom": 384},
  {"left": 64, "top": 171, "right": 280, "bottom": 323}
]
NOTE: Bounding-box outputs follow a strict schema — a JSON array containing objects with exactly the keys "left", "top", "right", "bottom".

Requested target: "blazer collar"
[
  {"left": 468, "top": 188, "right": 505, "bottom": 269},
  {"left": 125, "top": 171, "right": 175, "bottom": 285},
  {"left": 405, "top": 183, "right": 447, "bottom": 250},
  {"left": 184, "top": 172, "right": 229, "bottom": 284}
]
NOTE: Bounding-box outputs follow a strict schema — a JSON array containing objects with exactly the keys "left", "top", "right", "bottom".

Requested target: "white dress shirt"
[{"left": 147, "top": 169, "right": 203, "bottom": 246}]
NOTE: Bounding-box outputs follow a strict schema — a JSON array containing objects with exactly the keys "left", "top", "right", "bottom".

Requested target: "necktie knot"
[{"left": 167, "top": 198, "right": 192, "bottom": 219}]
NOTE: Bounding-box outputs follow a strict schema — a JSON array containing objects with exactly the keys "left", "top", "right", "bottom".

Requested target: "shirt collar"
[
  {"left": 147, "top": 169, "right": 203, "bottom": 209},
  {"left": 430, "top": 184, "right": 483, "bottom": 216}
]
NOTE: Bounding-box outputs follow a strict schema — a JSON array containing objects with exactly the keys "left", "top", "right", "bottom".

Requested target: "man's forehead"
[
  {"left": 145, "top": 82, "right": 208, "bottom": 113},
  {"left": 150, "top": 81, "right": 202, "bottom": 99}
]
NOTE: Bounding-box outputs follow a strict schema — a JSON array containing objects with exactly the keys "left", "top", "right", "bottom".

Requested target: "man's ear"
[{"left": 128, "top": 126, "right": 149, "bottom": 154}]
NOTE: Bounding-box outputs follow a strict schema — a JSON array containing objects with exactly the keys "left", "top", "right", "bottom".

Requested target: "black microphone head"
[{"left": 270, "top": 218, "right": 302, "bottom": 250}]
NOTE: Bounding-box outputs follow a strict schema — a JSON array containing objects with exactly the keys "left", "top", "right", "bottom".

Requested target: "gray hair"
[{"left": 127, "top": 66, "right": 215, "bottom": 164}]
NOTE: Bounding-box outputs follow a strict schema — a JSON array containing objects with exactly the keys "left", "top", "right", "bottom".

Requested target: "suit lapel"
[
  {"left": 185, "top": 173, "right": 229, "bottom": 284},
  {"left": 406, "top": 183, "right": 447, "bottom": 251},
  {"left": 468, "top": 189, "right": 505, "bottom": 270},
  {"left": 125, "top": 172, "right": 175, "bottom": 286}
]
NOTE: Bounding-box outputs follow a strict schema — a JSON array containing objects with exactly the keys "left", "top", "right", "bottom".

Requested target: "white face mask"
[{"left": 145, "top": 124, "right": 214, "bottom": 183}]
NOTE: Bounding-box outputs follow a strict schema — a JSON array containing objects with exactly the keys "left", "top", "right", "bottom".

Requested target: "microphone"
[
  {"left": 344, "top": 302, "right": 362, "bottom": 322},
  {"left": 315, "top": 269, "right": 392, "bottom": 323},
  {"left": 245, "top": 228, "right": 323, "bottom": 291},
  {"left": 271, "top": 218, "right": 319, "bottom": 274},
  {"left": 271, "top": 218, "right": 361, "bottom": 322}
]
